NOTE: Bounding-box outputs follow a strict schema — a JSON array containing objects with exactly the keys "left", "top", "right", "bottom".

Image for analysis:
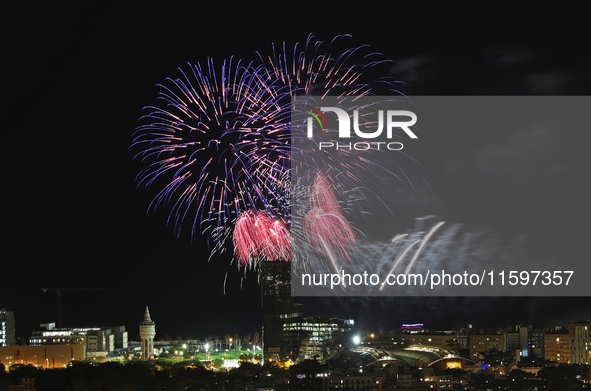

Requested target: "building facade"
[
  {"left": 0, "top": 344, "right": 85, "bottom": 368},
  {"left": 569, "top": 321, "right": 591, "bottom": 364},
  {"left": 260, "top": 260, "right": 303, "bottom": 362},
  {"left": 28, "top": 323, "right": 127, "bottom": 358},
  {"left": 284, "top": 316, "right": 353, "bottom": 362},
  {"left": 469, "top": 334, "right": 504, "bottom": 361},
  {"left": 0, "top": 309, "right": 16, "bottom": 347},
  {"left": 544, "top": 330, "right": 569, "bottom": 363}
]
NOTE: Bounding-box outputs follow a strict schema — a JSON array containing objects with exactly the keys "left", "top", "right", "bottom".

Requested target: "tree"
[{"left": 253, "top": 332, "right": 260, "bottom": 344}]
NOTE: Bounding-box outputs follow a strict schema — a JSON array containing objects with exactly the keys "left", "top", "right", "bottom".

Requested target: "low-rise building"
[
  {"left": 469, "top": 334, "right": 504, "bottom": 361},
  {"left": 0, "top": 344, "right": 85, "bottom": 368},
  {"left": 544, "top": 330, "right": 569, "bottom": 363},
  {"left": 28, "top": 323, "right": 127, "bottom": 358}
]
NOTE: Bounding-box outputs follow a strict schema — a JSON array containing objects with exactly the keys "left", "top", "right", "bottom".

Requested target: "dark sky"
[{"left": 3, "top": 2, "right": 591, "bottom": 341}]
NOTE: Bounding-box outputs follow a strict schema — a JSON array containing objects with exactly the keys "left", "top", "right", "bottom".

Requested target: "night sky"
[{"left": 3, "top": 2, "right": 591, "bottom": 341}]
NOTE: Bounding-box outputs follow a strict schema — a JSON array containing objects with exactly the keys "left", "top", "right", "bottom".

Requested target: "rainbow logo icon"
[{"left": 305, "top": 105, "right": 328, "bottom": 129}]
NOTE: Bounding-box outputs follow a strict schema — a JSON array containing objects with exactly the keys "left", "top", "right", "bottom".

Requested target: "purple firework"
[{"left": 132, "top": 57, "right": 291, "bottom": 252}]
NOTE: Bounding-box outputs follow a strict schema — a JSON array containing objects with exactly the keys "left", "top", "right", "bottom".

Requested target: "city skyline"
[{"left": 3, "top": 2, "right": 591, "bottom": 342}]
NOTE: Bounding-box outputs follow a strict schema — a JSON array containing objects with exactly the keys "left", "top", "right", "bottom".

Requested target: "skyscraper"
[
  {"left": 139, "top": 306, "right": 156, "bottom": 360},
  {"left": 260, "top": 260, "right": 303, "bottom": 362}
]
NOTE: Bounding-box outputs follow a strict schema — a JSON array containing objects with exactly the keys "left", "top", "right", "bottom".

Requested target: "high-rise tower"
[
  {"left": 139, "top": 306, "right": 156, "bottom": 360},
  {"left": 260, "top": 260, "right": 303, "bottom": 362}
]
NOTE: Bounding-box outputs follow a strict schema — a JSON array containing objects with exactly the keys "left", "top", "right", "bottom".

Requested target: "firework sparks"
[
  {"left": 310, "top": 173, "right": 340, "bottom": 212},
  {"left": 303, "top": 207, "right": 356, "bottom": 260},
  {"left": 232, "top": 210, "right": 291, "bottom": 267}
]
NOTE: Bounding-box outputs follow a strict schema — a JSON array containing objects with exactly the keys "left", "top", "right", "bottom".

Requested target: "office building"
[{"left": 284, "top": 316, "right": 353, "bottom": 362}]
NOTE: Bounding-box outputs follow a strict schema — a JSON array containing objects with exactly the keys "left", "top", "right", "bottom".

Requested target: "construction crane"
[{"left": 42, "top": 287, "right": 106, "bottom": 328}]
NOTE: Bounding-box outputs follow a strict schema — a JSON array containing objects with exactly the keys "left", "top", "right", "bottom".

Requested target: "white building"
[
  {"left": 28, "top": 322, "right": 128, "bottom": 358},
  {"left": 0, "top": 309, "right": 16, "bottom": 346},
  {"left": 569, "top": 321, "right": 591, "bottom": 364}
]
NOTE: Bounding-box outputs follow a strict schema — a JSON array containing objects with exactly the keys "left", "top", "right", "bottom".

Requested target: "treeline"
[{"left": 0, "top": 360, "right": 217, "bottom": 391}]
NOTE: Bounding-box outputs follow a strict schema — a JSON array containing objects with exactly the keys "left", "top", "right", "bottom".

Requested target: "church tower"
[{"left": 139, "top": 306, "right": 156, "bottom": 359}]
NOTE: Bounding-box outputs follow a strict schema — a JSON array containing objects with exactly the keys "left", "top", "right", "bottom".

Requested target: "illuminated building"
[
  {"left": 284, "top": 316, "right": 353, "bottom": 362},
  {"left": 401, "top": 323, "right": 424, "bottom": 333},
  {"left": 544, "top": 330, "right": 569, "bottom": 363},
  {"left": 0, "top": 344, "right": 85, "bottom": 368},
  {"left": 86, "top": 329, "right": 115, "bottom": 358},
  {"left": 504, "top": 325, "right": 533, "bottom": 360},
  {"left": 569, "top": 320, "right": 591, "bottom": 364},
  {"left": 469, "top": 334, "right": 504, "bottom": 361},
  {"left": 366, "top": 332, "right": 460, "bottom": 352},
  {"left": 28, "top": 323, "right": 127, "bottom": 358},
  {"left": 0, "top": 309, "right": 15, "bottom": 346},
  {"left": 518, "top": 325, "right": 530, "bottom": 358},
  {"left": 529, "top": 328, "right": 545, "bottom": 360},
  {"left": 139, "top": 306, "right": 156, "bottom": 359},
  {"left": 260, "top": 260, "right": 303, "bottom": 361},
  {"left": 29, "top": 323, "right": 87, "bottom": 346}
]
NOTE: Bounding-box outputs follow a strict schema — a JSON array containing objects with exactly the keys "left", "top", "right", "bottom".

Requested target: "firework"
[
  {"left": 310, "top": 173, "right": 340, "bottom": 212},
  {"left": 262, "top": 35, "right": 408, "bottom": 229},
  {"left": 132, "top": 57, "right": 291, "bottom": 254},
  {"left": 303, "top": 207, "right": 356, "bottom": 260},
  {"left": 133, "top": 35, "right": 407, "bottom": 271},
  {"left": 232, "top": 210, "right": 291, "bottom": 267},
  {"left": 232, "top": 210, "right": 259, "bottom": 266}
]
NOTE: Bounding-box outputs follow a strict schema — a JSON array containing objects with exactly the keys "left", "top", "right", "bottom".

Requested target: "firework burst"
[
  {"left": 133, "top": 35, "right": 411, "bottom": 272},
  {"left": 132, "top": 57, "right": 291, "bottom": 255},
  {"left": 233, "top": 210, "right": 291, "bottom": 267}
]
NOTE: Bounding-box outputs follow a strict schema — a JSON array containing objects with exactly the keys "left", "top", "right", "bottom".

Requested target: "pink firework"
[
  {"left": 233, "top": 210, "right": 291, "bottom": 267},
  {"left": 303, "top": 207, "right": 356, "bottom": 260},
  {"left": 259, "top": 217, "right": 292, "bottom": 261},
  {"left": 310, "top": 174, "right": 340, "bottom": 213},
  {"left": 233, "top": 211, "right": 260, "bottom": 266}
]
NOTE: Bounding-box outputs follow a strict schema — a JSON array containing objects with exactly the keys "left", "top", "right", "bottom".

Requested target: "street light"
[
  {"left": 229, "top": 338, "right": 233, "bottom": 350},
  {"left": 205, "top": 343, "right": 209, "bottom": 360}
]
